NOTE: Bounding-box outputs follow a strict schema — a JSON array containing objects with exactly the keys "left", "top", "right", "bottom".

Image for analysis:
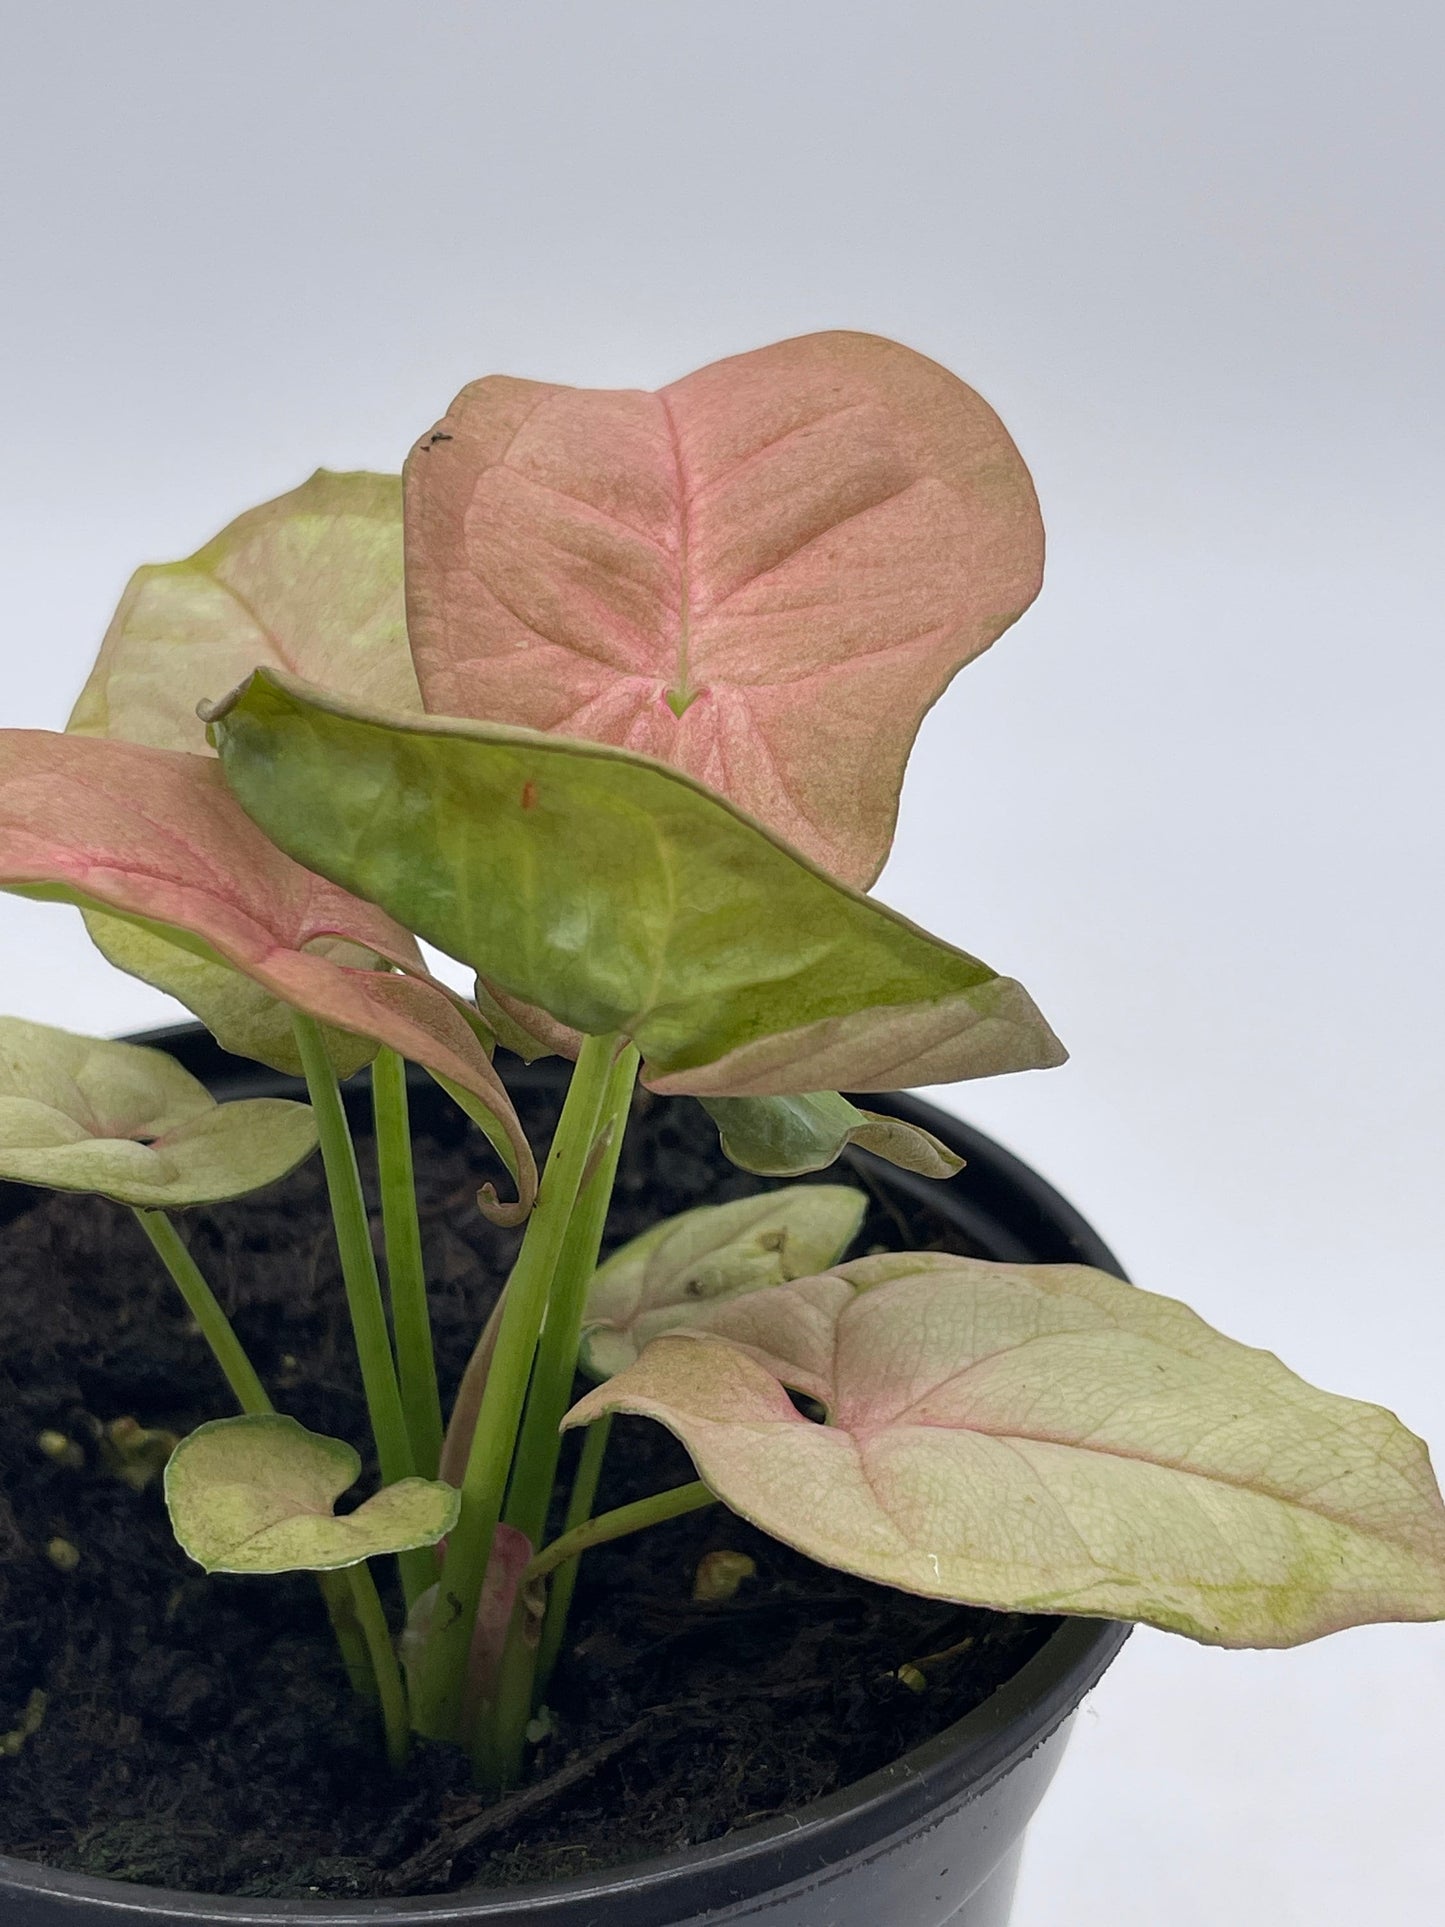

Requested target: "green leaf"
[
  {"left": 0, "top": 1016, "right": 317, "bottom": 1207},
  {"left": 579, "top": 1185, "right": 867, "bottom": 1379},
  {"left": 68, "top": 470, "right": 418, "bottom": 757},
  {"left": 566, "top": 1255, "right": 1445, "bottom": 1648},
  {"left": 700, "top": 1092, "right": 964, "bottom": 1179},
  {"left": 164, "top": 1414, "right": 459, "bottom": 1574},
  {"left": 81, "top": 908, "right": 380, "bottom": 1080},
  {"left": 205, "top": 671, "right": 1066, "bottom": 1097},
  {"left": 64, "top": 471, "right": 417, "bottom": 1076}
]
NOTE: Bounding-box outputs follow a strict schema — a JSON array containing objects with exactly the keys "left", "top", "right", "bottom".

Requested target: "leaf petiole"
[
  {"left": 412, "top": 1031, "right": 618, "bottom": 1744},
  {"left": 372, "top": 1047, "right": 443, "bottom": 1478},
  {"left": 133, "top": 1207, "right": 377, "bottom": 1703},
  {"left": 533, "top": 1413, "right": 611, "bottom": 1696},
  {"left": 133, "top": 1208, "right": 271, "bottom": 1417},
  {"left": 290, "top": 1014, "right": 429, "bottom": 1607},
  {"left": 526, "top": 1478, "right": 716, "bottom": 1588},
  {"left": 502, "top": 1042, "right": 639, "bottom": 1551},
  {"left": 344, "top": 1561, "right": 410, "bottom": 1771}
]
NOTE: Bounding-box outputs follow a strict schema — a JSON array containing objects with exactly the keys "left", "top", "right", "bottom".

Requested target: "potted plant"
[{"left": 0, "top": 331, "right": 1441, "bottom": 1924}]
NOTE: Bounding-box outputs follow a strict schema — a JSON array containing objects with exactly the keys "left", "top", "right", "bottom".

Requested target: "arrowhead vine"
[{"left": 1, "top": 331, "right": 1439, "bottom": 1803}]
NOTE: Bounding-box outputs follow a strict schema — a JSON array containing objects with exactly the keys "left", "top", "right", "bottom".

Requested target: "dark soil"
[{"left": 0, "top": 1062, "right": 1054, "bottom": 1900}]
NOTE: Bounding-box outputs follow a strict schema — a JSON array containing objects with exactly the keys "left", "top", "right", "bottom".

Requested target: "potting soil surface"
[{"left": 0, "top": 1071, "right": 1054, "bottom": 1899}]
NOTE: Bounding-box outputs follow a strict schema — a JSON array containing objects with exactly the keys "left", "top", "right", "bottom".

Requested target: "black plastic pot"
[{"left": 0, "top": 1026, "right": 1131, "bottom": 1927}]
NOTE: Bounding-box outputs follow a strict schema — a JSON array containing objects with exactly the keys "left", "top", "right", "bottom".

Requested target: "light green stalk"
[
  {"left": 527, "top": 1481, "right": 716, "bottom": 1586},
  {"left": 533, "top": 1412, "right": 613, "bottom": 1695},
  {"left": 134, "top": 1208, "right": 271, "bottom": 1416},
  {"left": 371, "top": 1047, "right": 443, "bottom": 1478},
  {"left": 478, "top": 1046, "right": 638, "bottom": 1781},
  {"left": 347, "top": 1558, "right": 412, "bottom": 1770},
  {"left": 411, "top": 1032, "right": 618, "bottom": 1745},
  {"left": 134, "top": 1205, "right": 381, "bottom": 1715},
  {"left": 502, "top": 1042, "right": 638, "bottom": 1549},
  {"left": 290, "top": 1014, "right": 428, "bottom": 1607}
]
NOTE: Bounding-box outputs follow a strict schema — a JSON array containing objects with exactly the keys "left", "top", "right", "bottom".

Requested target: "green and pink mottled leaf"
[
  {"left": 69, "top": 470, "right": 417, "bottom": 757},
  {"left": 65, "top": 470, "right": 417, "bottom": 1073},
  {"left": 565, "top": 1255, "right": 1445, "bottom": 1648},
  {"left": 0, "top": 1016, "right": 316, "bottom": 1207},
  {"left": 463, "top": 993, "right": 963, "bottom": 1180},
  {"left": 579, "top": 1186, "right": 867, "bottom": 1379},
  {"left": 0, "top": 730, "right": 535, "bottom": 1216},
  {"left": 79, "top": 907, "right": 383, "bottom": 1080},
  {"left": 404, "top": 331, "right": 1043, "bottom": 887}
]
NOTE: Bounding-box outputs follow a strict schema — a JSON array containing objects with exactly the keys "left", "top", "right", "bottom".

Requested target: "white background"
[{"left": 2, "top": 6, "right": 1442, "bottom": 1921}]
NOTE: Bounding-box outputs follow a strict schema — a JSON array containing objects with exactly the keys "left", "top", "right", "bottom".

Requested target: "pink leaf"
[
  {"left": 0, "top": 731, "right": 535, "bottom": 1218},
  {"left": 405, "top": 331, "right": 1043, "bottom": 887}
]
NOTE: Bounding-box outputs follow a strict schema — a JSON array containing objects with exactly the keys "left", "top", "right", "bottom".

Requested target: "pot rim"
[{"left": 0, "top": 1024, "right": 1132, "bottom": 1922}]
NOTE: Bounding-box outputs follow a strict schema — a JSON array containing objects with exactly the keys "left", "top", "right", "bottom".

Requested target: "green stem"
[
  {"left": 346, "top": 1560, "right": 410, "bottom": 1771},
  {"left": 372, "top": 1047, "right": 443, "bottom": 1478},
  {"left": 133, "top": 1208, "right": 272, "bottom": 1416},
  {"left": 527, "top": 1480, "right": 715, "bottom": 1586},
  {"left": 290, "top": 1015, "right": 427, "bottom": 1607},
  {"left": 533, "top": 1413, "right": 612, "bottom": 1695},
  {"left": 482, "top": 1466, "right": 712, "bottom": 1794},
  {"left": 503, "top": 1043, "right": 638, "bottom": 1549},
  {"left": 411, "top": 1032, "right": 618, "bottom": 1745},
  {"left": 132, "top": 1206, "right": 375, "bottom": 1702},
  {"left": 480, "top": 1047, "right": 638, "bottom": 1785}
]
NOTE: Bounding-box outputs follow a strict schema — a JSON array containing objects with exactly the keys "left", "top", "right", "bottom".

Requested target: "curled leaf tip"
[{"left": 477, "top": 1179, "right": 531, "bottom": 1229}]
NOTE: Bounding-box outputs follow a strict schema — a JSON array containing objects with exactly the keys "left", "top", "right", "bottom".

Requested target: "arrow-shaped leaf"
[
  {"left": 580, "top": 1185, "right": 867, "bottom": 1379},
  {"left": 565, "top": 1255, "right": 1445, "bottom": 1648},
  {"left": 405, "top": 331, "right": 1042, "bottom": 888},
  {"left": 205, "top": 671, "right": 1066, "bottom": 1098},
  {"left": 0, "top": 1016, "right": 316, "bottom": 1206},
  {"left": 0, "top": 730, "right": 535, "bottom": 1215},
  {"left": 69, "top": 469, "right": 417, "bottom": 757},
  {"left": 64, "top": 472, "right": 418, "bottom": 1076},
  {"left": 165, "top": 1413, "right": 459, "bottom": 1574}
]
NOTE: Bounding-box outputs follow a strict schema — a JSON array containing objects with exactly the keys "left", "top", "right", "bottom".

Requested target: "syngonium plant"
[{"left": 2, "top": 331, "right": 1443, "bottom": 1794}]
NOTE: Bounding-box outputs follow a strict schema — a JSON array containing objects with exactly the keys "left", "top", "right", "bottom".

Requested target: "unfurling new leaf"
[{"left": 699, "top": 1092, "right": 964, "bottom": 1179}]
